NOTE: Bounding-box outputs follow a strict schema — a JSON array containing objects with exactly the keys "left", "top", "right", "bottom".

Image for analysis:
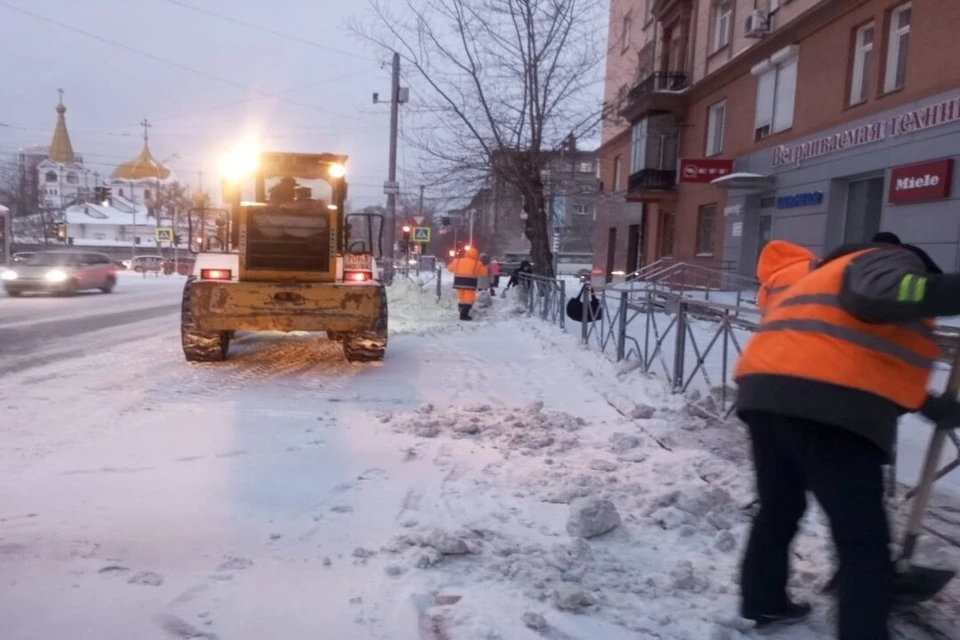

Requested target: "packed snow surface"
[{"left": 0, "top": 277, "right": 958, "bottom": 639}]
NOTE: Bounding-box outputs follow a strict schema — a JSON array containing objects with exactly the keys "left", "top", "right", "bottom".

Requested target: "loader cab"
[{"left": 218, "top": 151, "right": 364, "bottom": 283}]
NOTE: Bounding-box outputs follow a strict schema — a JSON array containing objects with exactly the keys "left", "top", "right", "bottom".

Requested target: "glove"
[{"left": 919, "top": 393, "right": 960, "bottom": 429}]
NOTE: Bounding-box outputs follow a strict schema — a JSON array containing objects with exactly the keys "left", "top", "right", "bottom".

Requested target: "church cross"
[
  {"left": 57, "top": 88, "right": 64, "bottom": 104},
  {"left": 140, "top": 118, "right": 151, "bottom": 145}
]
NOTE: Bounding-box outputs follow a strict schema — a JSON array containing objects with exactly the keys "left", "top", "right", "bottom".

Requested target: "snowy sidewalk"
[{"left": 0, "top": 284, "right": 958, "bottom": 639}]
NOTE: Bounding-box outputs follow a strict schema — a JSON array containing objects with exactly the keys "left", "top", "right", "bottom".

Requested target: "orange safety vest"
[
  {"left": 757, "top": 259, "right": 819, "bottom": 312},
  {"left": 735, "top": 248, "right": 939, "bottom": 410}
]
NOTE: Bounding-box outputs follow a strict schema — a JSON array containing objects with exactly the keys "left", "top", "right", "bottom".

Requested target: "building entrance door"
[
  {"left": 605, "top": 227, "right": 616, "bottom": 283},
  {"left": 844, "top": 177, "right": 884, "bottom": 243}
]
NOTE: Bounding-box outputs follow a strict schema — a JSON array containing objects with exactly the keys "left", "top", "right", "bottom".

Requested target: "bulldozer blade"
[{"left": 822, "top": 565, "right": 955, "bottom": 604}]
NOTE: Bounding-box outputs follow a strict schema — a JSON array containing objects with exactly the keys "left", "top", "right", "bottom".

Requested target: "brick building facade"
[{"left": 595, "top": 0, "right": 960, "bottom": 282}]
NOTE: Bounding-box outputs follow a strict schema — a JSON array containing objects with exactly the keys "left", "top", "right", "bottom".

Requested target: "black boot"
[
  {"left": 458, "top": 304, "right": 470, "bottom": 321},
  {"left": 744, "top": 601, "right": 812, "bottom": 628}
]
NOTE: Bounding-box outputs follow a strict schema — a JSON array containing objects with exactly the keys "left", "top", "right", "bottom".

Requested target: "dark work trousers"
[{"left": 739, "top": 411, "right": 893, "bottom": 640}]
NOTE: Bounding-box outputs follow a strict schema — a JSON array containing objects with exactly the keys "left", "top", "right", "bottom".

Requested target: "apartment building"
[{"left": 596, "top": 0, "right": 960, "bottom": 281}]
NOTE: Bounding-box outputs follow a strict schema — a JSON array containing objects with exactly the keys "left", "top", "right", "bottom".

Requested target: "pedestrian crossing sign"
[
  {"left": 413, "top": 227, "right": 431, "bottom": 242},
  {"left": 155, "top": 227, "right": 174, "bottom": 243}
]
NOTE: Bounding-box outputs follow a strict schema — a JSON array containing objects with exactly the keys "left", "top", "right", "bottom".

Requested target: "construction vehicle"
[{"left": 180, "top": 147, "right": 387, "bottom": 363}]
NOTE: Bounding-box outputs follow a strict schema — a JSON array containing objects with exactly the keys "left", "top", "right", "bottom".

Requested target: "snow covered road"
[{"left": 1, "top": 283, "right": 959, "bottom": 639}]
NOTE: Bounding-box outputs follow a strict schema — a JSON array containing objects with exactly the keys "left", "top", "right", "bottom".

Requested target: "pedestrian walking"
[
  {"left": 446, "top": 247, "right": 488, "bottom": 321},
  {"left": 734, "top": 232, "right": 960, "bottom": 639},
  {"left": 489, "top": 257, "right": 502, "bottom": 293}
]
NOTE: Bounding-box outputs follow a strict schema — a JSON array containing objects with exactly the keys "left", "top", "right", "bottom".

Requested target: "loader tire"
[
  {"left": 181, "top": 277, "right": 230, "bottom": 362},
  {"left": 342, "top": 285, "right": 388, "bottom": 363}
]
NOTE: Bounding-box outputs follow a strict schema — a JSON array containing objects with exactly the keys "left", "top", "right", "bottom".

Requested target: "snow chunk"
[
  {"left": 553, "top": 586, "right": 599, "bottom": 612},
  {"left": 630, "top": 404, "right": 656, "bottom": 420},
  {"left": 128, "top": 571, "right": 164, "bottom": 586},
  {"left": 566, "top": 497, "right": 621, "bottom": 539},
  {"left": 522, "top": 611, "right": 548, "bottom": 630},
  {"left": 425, "top": 530, "right": 470, "bottom": 555},
  {"left": 588, "top": 459, "right": 618, "bottom": 473}
]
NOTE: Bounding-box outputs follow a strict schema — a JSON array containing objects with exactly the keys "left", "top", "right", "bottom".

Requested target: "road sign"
[
  {"left": 155, "top": 227, "right": 174, "bottom": 243},
  {"left": 383, "top": 181, "right": 400, "bottom": 195},
  {"left": 412, "top": 216, "right": 425, "bottom": 225},
  {"left": 412, "top": 227, "right": 431, "bottom": 242}
]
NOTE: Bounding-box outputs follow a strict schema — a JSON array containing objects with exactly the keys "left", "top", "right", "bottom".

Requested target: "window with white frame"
[
  {"left": 754, "top": 54, "right": 798, "bottom": 139},
  {"left": 884, "top": 2, "right": 911, "bottom": 93},
  {"left": 613, "top": 156, "right": 622, "bottom": 191},
  {"left": 45, "top": 171, "right": 57, "bottom": 183},
  {"left": 713, "top": 0, "right": 732, "bottom": 52},
  {"left": 578, "top": 161, "right": 593, "bottom": 173},
  {"left": 573, "top": 204, "right": 593, "bottom": 216},
  {"left": 850, "top": 23, "right": 875, "bottom": 104},
  {"left": 631, "top": 119, "right": 648, "bottom": 172},
  {"left": 706, "top": 101, "right": 726, "bottom": 156},
  {"left": 621, "top": 13, "right": 632, "bottom": 53}
]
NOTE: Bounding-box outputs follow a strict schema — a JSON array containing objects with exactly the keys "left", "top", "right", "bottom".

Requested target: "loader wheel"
[
  {"left": 342, "top": 285, "right": 388, "bottom": 363},
  {"left": 181, "top": 277, "right": 230, "bottom": 362}
]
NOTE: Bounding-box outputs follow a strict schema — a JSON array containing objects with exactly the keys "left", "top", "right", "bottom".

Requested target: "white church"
[{"left": 20, "top": 93, "right": 186, "bottom": 250}]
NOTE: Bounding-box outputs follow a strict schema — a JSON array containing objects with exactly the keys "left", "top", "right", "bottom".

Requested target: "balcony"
[
  {"left": 619, "top": 72, "right": 690, "bottom": 122},
  {"left": 627, "top": 169, "right": 677, "bottom": 202}
]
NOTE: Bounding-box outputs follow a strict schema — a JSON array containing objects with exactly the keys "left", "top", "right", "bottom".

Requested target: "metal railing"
[
  {"left": 519, "top": 273, "right": 566, "bottom": 329},
  {"left": 385, "top": 264, "right": 444, "bottom": 303}
]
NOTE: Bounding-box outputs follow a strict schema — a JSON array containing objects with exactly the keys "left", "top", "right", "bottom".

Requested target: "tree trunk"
[{"left": 520, "top": 174, "right": 554, "bottom": 278}]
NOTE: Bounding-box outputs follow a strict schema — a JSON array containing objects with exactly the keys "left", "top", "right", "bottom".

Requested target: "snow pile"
[{"left": 387, "top": 277, "right": 458, "bottom": 334}]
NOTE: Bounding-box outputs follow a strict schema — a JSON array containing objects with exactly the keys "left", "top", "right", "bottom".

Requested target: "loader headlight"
[
  {"left": 328, "top": 163, "right": 346, "bottom": 179},
  {"left": 219, "top": 139, "right": 260, "bottom": 183},
  {"left": 45, "top": 269, "right": 68, "bottom": 283},
  {"left": 1, "top": 269, "right": 17, "bottom": 281}
]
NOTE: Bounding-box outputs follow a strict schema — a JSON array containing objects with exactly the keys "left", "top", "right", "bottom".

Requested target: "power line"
[
  {"left": 159, "top": 0, "right": 374, "bottom": 62},
  {"left": 0, "top": 0, "right": 363, "bottom": 121}
]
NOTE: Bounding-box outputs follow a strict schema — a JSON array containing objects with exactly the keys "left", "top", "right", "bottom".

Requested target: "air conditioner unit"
[{"left": 745, "top": 11, "right": 771, "bottom": 38}]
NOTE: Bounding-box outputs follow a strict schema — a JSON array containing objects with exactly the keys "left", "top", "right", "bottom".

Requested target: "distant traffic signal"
[{"left": 401, "top": 225, "right": 411, "bottom": 242}]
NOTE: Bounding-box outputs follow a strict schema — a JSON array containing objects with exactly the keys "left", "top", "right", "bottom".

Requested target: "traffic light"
[
  {"left": 56, "top": 222, "right": 66, "bottom": 241},
  {"left": 174, "top": 234, "right": 182, "bottom": 245},
  {"left": 401, "top": 225, "right": 411, "bottom": 242},
  {"left": 440, "top": 216, "right": 451, "bottom": 227}
]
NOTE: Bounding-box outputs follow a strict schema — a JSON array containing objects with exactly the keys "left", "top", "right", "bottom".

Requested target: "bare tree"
[{"left": 353, "top": 0, "right": 605, "bottom": 276}]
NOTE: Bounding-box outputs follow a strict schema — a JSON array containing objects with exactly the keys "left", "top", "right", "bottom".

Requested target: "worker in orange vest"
[
  {"left": 734, "top": 232, "right": 960, "bottom": 639},
  {"left": 447, "top": 247, "right": 488, "bottom": 321},
  {"left": 755, "top": 240, "right": 819, "bottom": 313}
]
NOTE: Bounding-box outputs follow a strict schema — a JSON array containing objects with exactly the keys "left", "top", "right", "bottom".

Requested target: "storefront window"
[{"left": 754, "top": 53, "right": 798, "bottom": 139}]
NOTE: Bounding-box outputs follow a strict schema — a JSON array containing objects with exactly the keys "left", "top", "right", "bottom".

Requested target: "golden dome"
[
  {"left": 48, "top": 94, "right": 76, "bottom": 165},
  {"left": 111, "top": 142, "right": 170, "bottom": 181}
]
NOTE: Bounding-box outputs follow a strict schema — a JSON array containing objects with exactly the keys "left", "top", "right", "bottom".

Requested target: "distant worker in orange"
[
  {"left": 447, "top": 246, "right": 488, "bottom": 321},
  {"left": 755, "top": 240, "right": 819, "bottom": 314}
]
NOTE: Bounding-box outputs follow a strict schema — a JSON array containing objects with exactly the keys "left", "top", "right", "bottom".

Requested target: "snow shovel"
[{"left": 822, "top": 349, "right": 960, "bottom": 604}]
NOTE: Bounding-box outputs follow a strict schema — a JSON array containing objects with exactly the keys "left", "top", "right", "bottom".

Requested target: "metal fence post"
[
  {"left": 436, "top": 265, "right": 442, "bottom": 303},
  {"left": 672, "top": 299, "right": 687, "bottom": 392},
  {"left": 616, "top": 291, "right": 627, "bottom": 361},
  {"left": 558, "top": 280, "right": 566, "bottom": 330},
  {"left": 580, "top": 285, "right": 590, "bottom": 343}
]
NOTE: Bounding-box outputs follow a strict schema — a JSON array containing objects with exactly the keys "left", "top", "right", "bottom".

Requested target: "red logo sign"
[
  {"left": 679, "top": 159, "right": 735, "bottom": 184},
  {"left": 889, "top": 158, "right": 954, "bottom": 204}
]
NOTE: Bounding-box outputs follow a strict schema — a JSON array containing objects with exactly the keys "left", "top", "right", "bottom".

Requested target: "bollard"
[
  {"left": 672, "top": 300, "right": 687, "bottom": 392},
  {"left": 616, "top": 291, "right": 627, "bottom": 361},
  {"left": 559, "top": 280, "right": 566, "bottom": 330}
]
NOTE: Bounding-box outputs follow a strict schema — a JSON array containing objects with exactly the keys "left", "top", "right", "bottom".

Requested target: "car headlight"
[
  {"left": 45, "top": 269, "right": 68, "bottom": 283},
  {"left": 1, "top": 269, "right": 17, "bottom": 281}
]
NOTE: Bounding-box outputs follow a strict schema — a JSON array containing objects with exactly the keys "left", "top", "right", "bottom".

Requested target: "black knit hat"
[{"left": 871, "top": 231, "right": 902, "bottom": 244}]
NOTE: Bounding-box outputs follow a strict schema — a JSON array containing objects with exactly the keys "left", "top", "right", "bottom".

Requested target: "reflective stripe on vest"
[
  {"left": 453, "top": 275, "right": 479, "bottom": 290},
  {"left": 760, "top": 260, "right": 819, "bottom": 311},
  {"left": 735, "top": 249, "right": 939, "bottom": 409}
]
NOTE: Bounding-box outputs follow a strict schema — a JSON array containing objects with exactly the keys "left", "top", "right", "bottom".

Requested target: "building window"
[
  {"left": 578, "top": 161, "right": 593, "bottom": 174},
  {"left": 713, "top": 0, "right": 732, "bottom": 52},
  {"left": 850, "top": 23, "right": 875, "bottom": 105},
  {"left": 884, "top": 2, "right": 911, "bottom": 93},
  {"left": 45, "top": 171, "right": 57, "bottom": 183},
  {"left": 621, "top": 13, "right": 632, "bottom": 53},
  {"left": 696, "top": 204, "right": 718, "bottom": 256},
  {"left": 94, "top": 233, "right": 106, "bottom": 240},
  {"left": 66, "top": 172, "right": 78, "bottom": 185},
  {"left": 613, "top": 156, "right": 622, "bottom": 191},
  {"left": 755, "top": 54, "right": 798, "bottom": 139},
  {"left": 706, "top": 101, "right": 726, "bottom": 157},
  {"left": 118, "top": 188, "right": 124, "bottom": 197},
  {"left": 144, "top": 189, "right": 151, "bottom": 199},
  {"left": 573, "top": 204, "right": 593, "bottom": 216},
  {"left": 631, "top": 119, "right": 648, "bottom": 172}
]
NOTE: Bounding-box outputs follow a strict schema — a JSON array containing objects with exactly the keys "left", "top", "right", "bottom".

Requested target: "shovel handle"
[{"left": 899, "top": 345, "right": 960, "bottom": 565}]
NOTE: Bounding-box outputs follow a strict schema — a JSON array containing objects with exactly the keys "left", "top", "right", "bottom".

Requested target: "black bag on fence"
[{"left": 566, "top": 285, "right": 603, "bottom": 323}]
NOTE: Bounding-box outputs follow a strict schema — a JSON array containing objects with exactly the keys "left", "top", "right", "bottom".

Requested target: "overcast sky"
[{"left": 0, "top": 0, "right": 607, "bottom": 210}]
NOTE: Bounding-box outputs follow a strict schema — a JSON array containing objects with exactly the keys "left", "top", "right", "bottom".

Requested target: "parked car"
[
  {"left": 11, "top": 252, "right": 35, "bottom": 264},
  {"left": 124, "top": 255, "right": 166, "bottom": 273},
  {"left": 2, "top": 250, "right": 118, "bottom": 297}
]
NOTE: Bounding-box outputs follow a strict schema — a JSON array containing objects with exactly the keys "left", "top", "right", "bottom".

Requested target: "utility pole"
[
  {"left": 418, "top": 184, "right": 425, "bottom": 219},
  {"left": 386, "top": 52, "right": 401, "bottom": 263},
  {"left": 468, "top": 209, "right": 475, "bottom": 247}
]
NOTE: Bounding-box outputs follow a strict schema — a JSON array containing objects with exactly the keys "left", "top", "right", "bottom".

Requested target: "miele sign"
[{"left": 888, "top": 159, "right": 954, "bottom": 205}]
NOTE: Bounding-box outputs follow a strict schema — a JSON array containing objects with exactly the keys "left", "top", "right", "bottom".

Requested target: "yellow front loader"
[{"left": 181, "top": 150, "right": 388, "bottom": 363}]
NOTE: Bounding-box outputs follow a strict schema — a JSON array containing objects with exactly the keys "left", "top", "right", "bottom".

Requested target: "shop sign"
[
  {"left": 775, "top": 191, "right": 824, "bottom": 209},
  {"left": 732, "top": 222, "right": 743, "bottom": 237},
  {"left": 724, "top": 204, "right": 743, "bottom": 216},
  {"left": 889, "top": 158, "right": 954, "bottom": 204},
  {"left": 679, "top": 158, "right": 734, "bottom": 183},
  {"left": 772, "top": 96, "right": 960, "bottom": 168}
]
